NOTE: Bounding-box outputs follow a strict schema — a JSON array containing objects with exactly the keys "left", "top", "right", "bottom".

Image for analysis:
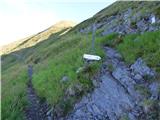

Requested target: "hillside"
[
  {"left": 1, "top": 20, "right": 76, "bottom": 55},
  {"left": 1, "top": 1, "right": 160, "bottom": 120}
]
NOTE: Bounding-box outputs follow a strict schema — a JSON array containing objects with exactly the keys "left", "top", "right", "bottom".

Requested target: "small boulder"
[
  {"left": 149, "top": 82, "right": 160, "bottom": 100},
  {"left": 66, "top": 87, "right": 75, "bottom": 96},
  {"left": 61, "top": 76, "right": 70, "bottom": 83},
  {"left": 65, "top": 84, "right": 83, "bottom": 97},
  {"left": 134, "top": 74, "right": 143, "bottom": 80},
  {"left": 92, "top": 79, "right": 100, "bottom": 88},
  {"left": 142, "top": 99, "right": 156, "bottom": 114},
  {"left": 130, "top": 58, "right": 155, "bottom": 77},
  {"left": 136, "top": 20, "right": 148, "bottom": 32},
  {"left": 133, "top": 74, "right": 144, "bottom": 84},
  {"left": 74, "top": 84, "right": 83, "bottom": 94}
]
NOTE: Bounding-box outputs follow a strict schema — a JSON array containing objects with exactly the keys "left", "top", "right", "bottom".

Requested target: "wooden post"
[{"left": 92, "top": 23, "right": 96, "bottom": 54}]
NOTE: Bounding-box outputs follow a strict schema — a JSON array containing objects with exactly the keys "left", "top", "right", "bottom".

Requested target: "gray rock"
[
  {"left": 130, "top": 58, "right": 155, "bottom": 77},
  {"left": 65, "top": 47, "right": 147, "bottom": 120},
  {"left": 133, "top": 74, "right": 145, "bottom": 84},
  {"left": 67, "top": 73, "right": 135, "bottom": 120},
  {"left": 128, "top": 113, "right": 137, "bottom": 120},
  {"left": 131, "top": 11, "right": 142, "bottom": 22},
  {"left": 149, "top": 82, "right": 160, "bottom": 100},
  {"left": 136, "top": 20, "right": 148, "bottom": 32},
  {"left": 92, "top": 80, "right": 100, "bottom": 88},
  {"left": 102, "top": 28, "right": 114, "bottom": 36},
  {"left": 134, "top": 74, "right": 142, "bottom": 80},
  {"left": 124, "top": 8, "right": 132, "bottom": 20},
  {"left": 74, "top": 84, "right": 83, "bottom": 93},
  {"left": 66, "top": 87, "right": 75, "bottom": 96},
  {"left": 61, "top": 76, "right": 70, "bottom": 83}
]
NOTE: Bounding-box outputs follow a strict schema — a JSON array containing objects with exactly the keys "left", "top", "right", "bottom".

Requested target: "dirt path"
[
  {"left": 65, "top": 47, "right": 146, "bottom": 120},
  {"left": 25, "top": 65, "right": 52, "bottom": 120}
]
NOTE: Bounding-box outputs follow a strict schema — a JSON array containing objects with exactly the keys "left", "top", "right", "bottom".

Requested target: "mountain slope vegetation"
[
  {"left": 1, "top": 1, "right": 160, "bottom": 120},
  {"left": 1, "top": 21, "right": 76, "bottom": 55}
]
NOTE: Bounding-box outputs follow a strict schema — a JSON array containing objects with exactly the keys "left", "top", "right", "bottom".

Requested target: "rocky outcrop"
[
  {"left": 60, "top": 47, "right": 160, "bottom": 120},
  {"left": 130, "top": 58, "right": 155, "bottom": 77},
  {"left": 149, "top": 82, "right": 160, "bottom": 100},
  {"left": 80, "top": 8, "right": 160, "bottom": 35}
]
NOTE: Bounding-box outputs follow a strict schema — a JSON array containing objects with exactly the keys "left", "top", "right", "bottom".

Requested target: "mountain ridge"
[{"left": 1, "top": 20, "right": 76, "bottom": 55}]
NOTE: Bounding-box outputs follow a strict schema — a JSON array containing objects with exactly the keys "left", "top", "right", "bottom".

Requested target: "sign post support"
[{"left": 91, "top": 23, "right": 96, "bottom": 54}]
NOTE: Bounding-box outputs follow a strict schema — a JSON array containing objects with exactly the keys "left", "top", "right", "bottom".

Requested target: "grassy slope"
[
  {"left": 1, "top": 27, "right": 104, "bottom": 119},
  {"left": 76, "top": 1, "right": 160, "bottom": 29},
  {"left": 1, "top": 21, "right": 76, "bottom": 55},
  {"left": 117, "top": 31, "right": 160, "bottom": 73},
  {"left": 31, "top": 31, "right": 105, "bottom": 115},
  {"left": 1, "top": 1, "right": 160, "bottom": 119},
  {"left": 1, "top": 63, "right": 28, "bottom": 119},
  {"left": 97, "top": 31, "right": 160, "bottom": 74}
]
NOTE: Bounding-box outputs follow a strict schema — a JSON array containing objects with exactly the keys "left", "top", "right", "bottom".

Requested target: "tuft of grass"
[
  {"left": 154, "top": 6, "right": 160, "bottom": 18},
  {"left": 108, "top": 64, "right": 114, "bottom": 72},
  {"left": 96, "top": 33, "right": 119, "bottom": 47},
  {"left": 134, "top": 85, "right": 151, "bottom": 98},
  {"left": 117, "top": 31, "right": 160, "bottom": 73},
  {"left": 31, "top": 33, "right": 104, "bottom": 115},
  {"left": 142, "top": 99, "right": 159, "bottom": 119},
  {"left": 2, "top": 30, "right": 105, "bottom": 118},
  {"left": 120, "top": 114, "right": 129, "bottom": 120},
  {"left": 143, "top": 99, "right": 156, "bottom": 107},
  {"left": 1, "top": 64, "right": 28, "bottom": 120}
]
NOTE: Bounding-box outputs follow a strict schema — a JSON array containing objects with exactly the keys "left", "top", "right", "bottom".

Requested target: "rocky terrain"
[
  {"left": 1, "top": 1, "right": 160, "bottom": 120},
  {"left": 59, "top": 2, "right": 160, "bottom": 120},
  {"left": 80, "top": 3, "right": 160, "bottom": 35},
  {"left": 63, "top": 47, "right": 160, "bottom": 120}
]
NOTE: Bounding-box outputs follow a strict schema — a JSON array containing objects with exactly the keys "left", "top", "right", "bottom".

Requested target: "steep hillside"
[
  {"left": 1, "top": 1, "right": 160, "bottom": 120},
  {"left": 1, "top": 20, "right": 76, "bottom": 55}
]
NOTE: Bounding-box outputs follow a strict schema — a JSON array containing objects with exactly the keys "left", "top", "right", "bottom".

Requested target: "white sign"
[
  {"left": 83, "top": 54, "right": 101, "bottom": 61},
  {"left": 151, "top": 16, "right": 156, "bottom": 24}
]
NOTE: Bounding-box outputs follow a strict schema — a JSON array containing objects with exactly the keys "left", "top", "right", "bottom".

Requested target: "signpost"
[
  {"left": 151, "top": 15, "right": 156, "bottom": 24},
  {"left": 83, "top": 54, "right": 101, "bottom": 61},
  {"left": 91, "top": 23, "right": 96, "bottom": 54},
  {"left": 83, "top": 23, "right": 101, "bottom": 61}
]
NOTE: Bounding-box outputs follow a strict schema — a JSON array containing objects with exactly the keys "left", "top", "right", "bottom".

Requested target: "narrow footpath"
[{"left": 25, "top": 65, "right": 52, "bottom": 120}]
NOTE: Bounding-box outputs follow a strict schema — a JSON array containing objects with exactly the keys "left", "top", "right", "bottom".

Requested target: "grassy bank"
[
  {"left": 1, "top": 30, "right": 105, "bottom": 119},
  {"left": 1, "top": 63, "right": 28, "bottom": 120},
  {"left": 97, "top": 30, "right": 160, "bottom": 74},
  {"left": 2, "top": 29, "right": 160, "bottom": 119},
  {"left": 32, "top": 32, "right": 105, "bottom": 115}
]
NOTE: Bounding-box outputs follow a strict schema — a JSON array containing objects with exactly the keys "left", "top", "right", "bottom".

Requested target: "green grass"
[
  {"left": 96, "top": 30, "right": 160, "bottom": 74},
  {"left": 134, "top": 85, "right": 151, "bottom": 98},
  {"left": 142, "top": 99, "right": 159, "bottom": 119},
  {"left": 32, "top": 32, "right": 104, "bottom": 110},
  {"left": 120, "top": 114, "right": 129, "bottom": 120},
  {"left": 94, "top": 1, "right": 160, "bottom": 22},
  {"left": 1, "top": 30, "right": 105, "bottom": 119},
  {"left": 117, "top": 31, "right": 160, "bottom": 72},
  {"left": 2, "top": 27, "right": 160, "bottom": 120},
  {"left": 2, "top": 1, "right": 160, "bottom": 119},
  {"left": 1, "top": 63, "right": 28, "bottom": 120}
]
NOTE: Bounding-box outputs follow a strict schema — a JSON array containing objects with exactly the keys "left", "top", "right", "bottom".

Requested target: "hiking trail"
[
  {"left": 25, "top": 65, "right": 52, "bottom": 120},
  {"left": 65, "top": 47, "right": 152, "bottom": 120}
]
